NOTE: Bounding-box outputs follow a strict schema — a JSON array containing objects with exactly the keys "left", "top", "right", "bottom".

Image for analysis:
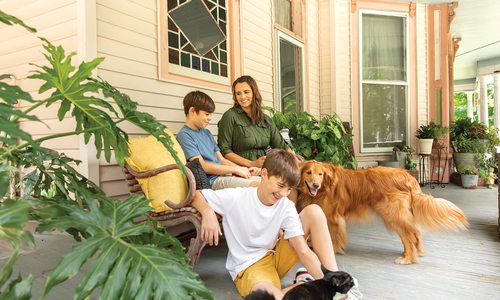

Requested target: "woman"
[{"left": 218, "top": 75, "right": 290, "bottom": 168}]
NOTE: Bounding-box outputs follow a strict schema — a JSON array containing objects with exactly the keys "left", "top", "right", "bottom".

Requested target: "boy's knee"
[{"left": 301, "top": 204, "right": 326, "bottom": 219}]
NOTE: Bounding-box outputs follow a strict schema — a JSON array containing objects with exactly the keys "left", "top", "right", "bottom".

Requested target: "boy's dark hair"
[
  {"left": 263, "top": 149, "right": 300, "bottom": 188},
  {"left": 182, "top": 90, "right": 215, "bottom": 115}
]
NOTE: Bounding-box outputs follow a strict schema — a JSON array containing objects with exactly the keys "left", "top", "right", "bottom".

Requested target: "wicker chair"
[{"left": 122, "top": 162, "right": 208, "bottom": 267}]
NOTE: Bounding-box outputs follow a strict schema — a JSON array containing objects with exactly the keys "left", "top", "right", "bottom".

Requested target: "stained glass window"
[{"left": 167, "top": 0, "right": 228, "bottom": 77}]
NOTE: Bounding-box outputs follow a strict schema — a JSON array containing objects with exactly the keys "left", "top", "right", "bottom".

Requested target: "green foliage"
[
  {"left": 392, "top": 144, "right": 416, "bottom": 170},
  {"left": 457, "top": 164, "right": 478, "bottom": 175},
  {"left": 450, "top": 118, "right": 500, "bottom": 180},
  {"left": 37, "top": 194, "right": 211, "bottom": 300},
  {"left": 268, "top": 109, "right": 357, "bottom": 169},
  {"left": 0, "top": 10, "right": 211, "bottom": 300},
  {"left": 0, "top": 197, "right": 34, "bottom": 300},
  {"left": 416, "top": 122, "right": 448, "bottom": 139},
  {"left": 415, "top": 123, "right": 435, "bottom": 139}
]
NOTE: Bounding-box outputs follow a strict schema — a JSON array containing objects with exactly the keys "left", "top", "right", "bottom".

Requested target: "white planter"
[{"left": 418, "top": 138, "right": 434, "bottom": 154}]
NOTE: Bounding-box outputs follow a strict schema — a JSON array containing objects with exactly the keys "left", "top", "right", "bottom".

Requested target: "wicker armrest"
[{"left": 124, "top": 163, "right": 196, "bottom": 209}]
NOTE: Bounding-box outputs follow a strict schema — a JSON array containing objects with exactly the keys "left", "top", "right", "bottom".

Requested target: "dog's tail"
[{"left": 412, "top": 193, "right": 468, "bottom": 231}]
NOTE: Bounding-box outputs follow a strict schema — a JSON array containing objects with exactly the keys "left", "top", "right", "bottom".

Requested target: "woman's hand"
[
  {"left": 249, "top": 167, "right": 261, "bottom": 176},
  {"left": 233, "top": 166, "right": 252, "bottom": 178},
  {"left": 251, "top": 156, "right": 266, "bottom": 168}
]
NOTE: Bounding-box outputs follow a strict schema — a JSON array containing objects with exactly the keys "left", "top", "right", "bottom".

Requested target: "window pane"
[
  {"left": 279, "top": 38, "right": 303, "bottom": 113},
  {"left": 362, "top": 84, "right": 406, "bottom": 149},
  {"left": 167, "top": 0, "right": 228, "bottom": 78},
  {"left": 362, "top": 14, "right": 406, "bottom": 81},
  {"left": 275, "top": 0, "right": 292, "bottom": 30},
  {"left": 170, "top": 0, "right": 225, "bottom": 55}
]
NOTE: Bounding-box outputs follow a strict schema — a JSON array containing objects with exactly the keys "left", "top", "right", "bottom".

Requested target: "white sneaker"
[{"left": 293, "top": 267, "right": 314, "bottom": 284}]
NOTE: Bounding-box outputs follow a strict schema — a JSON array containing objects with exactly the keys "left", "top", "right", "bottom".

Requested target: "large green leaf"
[
  {"left": 0, "top": 199, "right": 35, "bottom": 300},
  {"left": 28, "top": 39, "right": 129, "bottom": 164},
  {"left": 92, "top": 78, "right": 184, "bottom": 169},
  {"left": 0, "top": 10, "right": 35, "bottom": 32},
  {"left": 38, "top": 193, "right": 213, "bottom": 300}
]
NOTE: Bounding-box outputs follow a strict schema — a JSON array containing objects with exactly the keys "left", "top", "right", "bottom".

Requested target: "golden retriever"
[{"left": 297, "top": 161, "right": 468, "bottom": 264}]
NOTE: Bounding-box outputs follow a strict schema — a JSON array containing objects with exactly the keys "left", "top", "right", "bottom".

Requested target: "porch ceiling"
[{"left": 398, "top": 0, "right": 500, "bottom": 82}]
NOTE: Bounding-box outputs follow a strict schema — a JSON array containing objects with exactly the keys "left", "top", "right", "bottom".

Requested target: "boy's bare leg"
[{"left": 299, "top": 204, "right": 339, "bottom": 271}]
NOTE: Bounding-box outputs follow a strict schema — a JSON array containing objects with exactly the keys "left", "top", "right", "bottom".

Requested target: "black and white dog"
[{"left": 244, "top": 267, "right": 355, "bottom": 300}]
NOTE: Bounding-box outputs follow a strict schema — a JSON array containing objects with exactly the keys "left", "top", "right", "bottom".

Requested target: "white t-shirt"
[{"left": 201, "top": 187, "right": 304, "bottom": 280}]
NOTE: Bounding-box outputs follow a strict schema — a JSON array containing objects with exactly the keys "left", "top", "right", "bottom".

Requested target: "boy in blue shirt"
[{"left": 176, "top": 91, "right": 261, "bottom": 189}]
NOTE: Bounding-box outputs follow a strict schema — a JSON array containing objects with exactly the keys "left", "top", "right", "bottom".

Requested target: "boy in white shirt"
[{"left": 191, "top": 149, "right": 361, "bottom": 299}]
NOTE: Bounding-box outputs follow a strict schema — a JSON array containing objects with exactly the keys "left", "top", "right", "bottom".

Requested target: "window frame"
[
  {"left": 274, "top": 29, "right": 306, "bottom": 113},
  {"left": 358, "top": 9, "right": 411, "bottom": 154},
  {"left": 157, "top": 0, "right": 238, "bottom": 89}
]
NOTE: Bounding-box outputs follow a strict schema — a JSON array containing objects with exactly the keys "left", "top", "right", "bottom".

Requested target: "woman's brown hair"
[{"left": 232, "top": 75, "right": 264, "bottom": 125}]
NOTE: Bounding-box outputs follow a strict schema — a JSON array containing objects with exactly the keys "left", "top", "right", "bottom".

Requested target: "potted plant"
[
  {"left": 416, "top": 123, "right": 435, "bottom": 154},
  {"left": 457, "top": 164, "right": 479, "bottom": 189},
  {"left": 431, "top": 123, "right": 449, "bottom": 149},
  {"left": 393, "top": 144, "right": 418, "bottom": 179},
  {"left": 450, "top": 118, "right": 492, "bottom": 176}
]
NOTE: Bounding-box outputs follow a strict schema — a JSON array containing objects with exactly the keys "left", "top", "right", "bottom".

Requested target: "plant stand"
[
  {"left": 419, "top": 149, "right": 448, "bottom": 189},
  {"left": 430, "top": 147, "right": 449, "bottom": 187}
]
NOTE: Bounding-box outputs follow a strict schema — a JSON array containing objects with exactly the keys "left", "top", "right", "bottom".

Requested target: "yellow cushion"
[{"left": 125, "top": 129, "right": 188, "bottom": 212}]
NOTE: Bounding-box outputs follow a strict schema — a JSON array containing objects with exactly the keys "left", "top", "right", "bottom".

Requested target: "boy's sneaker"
[
  {"left": 293, "top": 267, "right": 314, "bottom": 284},
  {"left": 333, "top": 277, "right": 363, "bottom": 300}
]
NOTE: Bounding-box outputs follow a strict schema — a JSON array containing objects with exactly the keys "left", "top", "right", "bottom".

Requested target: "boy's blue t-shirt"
[{"left": 176, "top": 125, "right": 221, "bottom": 185}]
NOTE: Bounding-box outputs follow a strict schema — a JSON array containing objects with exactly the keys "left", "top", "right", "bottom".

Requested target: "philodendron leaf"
[
  {"left": 0, "top": 199, "right": 35, "bottom": 300},
  {"left": 0, "top": 10, "right": 36, "bottom": 32},
  {"left": 39, "top": 193, "right": 213, "bottom": 300},
  {"left": 0, "top": 200, "right": 34, "bottom": 249},
  {"left": 92, "top": 78, "right": 185, "bottom": 169},
  {"left": 29, "top": 39, "right": 130, "bottom": 164}
]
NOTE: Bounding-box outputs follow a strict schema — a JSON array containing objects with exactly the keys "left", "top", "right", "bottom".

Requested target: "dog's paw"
[{"left": 394, "top": 256, "right": 416, "bottom": 265}]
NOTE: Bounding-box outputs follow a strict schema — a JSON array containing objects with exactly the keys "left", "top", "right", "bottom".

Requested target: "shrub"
[{"left": 267, "top": 109, "right": 357, "bottom": 169}]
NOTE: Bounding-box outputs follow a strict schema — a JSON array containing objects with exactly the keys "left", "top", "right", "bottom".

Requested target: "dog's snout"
[{"left": 313, "top": 183, "right": 320, "bottom": 189}]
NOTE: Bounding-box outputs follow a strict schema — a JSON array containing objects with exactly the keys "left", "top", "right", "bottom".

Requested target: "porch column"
[
  {"left": 467, "top": 91, "right": 474, "bottom": 120},
  {"left": 494, "top": 72, "right": 500, "bottom": 130},
  {"left": 479, "top": 76, "right": 489, "bottom": 126}
]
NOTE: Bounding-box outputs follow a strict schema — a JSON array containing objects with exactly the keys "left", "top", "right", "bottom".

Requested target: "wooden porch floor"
[{"left": 198, "top": 184, "right": 500, "bottom": 299}]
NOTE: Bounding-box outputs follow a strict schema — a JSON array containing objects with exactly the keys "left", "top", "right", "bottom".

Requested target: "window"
[
  {"left": 359, "top": 11, "right": 409, "bottom": 152},
  {"left": 274, "top": 0, "right": 304, "bottom": 113},
  {"left": 276, "top": 31, "right": 304, "bottom": 113},
  {"left": 159, "top": 0, "right": 231, "bottom": 85}
]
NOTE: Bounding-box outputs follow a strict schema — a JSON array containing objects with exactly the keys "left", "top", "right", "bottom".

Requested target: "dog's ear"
[
  {"left": 326, "top": 271, "right": 355, "bottom": 294},
  {"left": 320, "top": 163, "right": 333, "bottom": 187}
]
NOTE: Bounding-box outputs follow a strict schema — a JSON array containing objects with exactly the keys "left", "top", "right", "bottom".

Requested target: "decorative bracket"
[
  {"left": 409, "top": 2, "right": 416, "bottom": 18},
  {"left": 448, "top": 2, "right": 458, "bottom": 26},
  {"left": 351, "top": 0, "right": 357, "bottom": 13}
]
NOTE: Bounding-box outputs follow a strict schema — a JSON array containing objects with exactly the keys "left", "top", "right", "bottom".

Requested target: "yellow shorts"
[{"left": 234, "top": 238, "right": 298, "bottom": 297}]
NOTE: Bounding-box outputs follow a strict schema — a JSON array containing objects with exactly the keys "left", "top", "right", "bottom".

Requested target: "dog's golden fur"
[{"left": 297, "top": 161, "right": 468, "bottom": 264}]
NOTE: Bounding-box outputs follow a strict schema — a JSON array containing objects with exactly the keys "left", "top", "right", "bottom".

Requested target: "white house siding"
[
  {"left": 305, "top": 0, "right": 320, "bottom": 116},
  {"left": 0, "top": 0, "right": 80, "bottom": 159},
  {"left": 95, "top": 0, "right": 233, "bottom": 198},
  {"left": 416, "top": 4, "right": 428, "bottom": 125},
  {"left": 318, "top": 0, "right": 351, "bottom": 122},
  {"left": 239, "top": 0, "right": 274, "bottom": 108},
  {"left": 332, "top": 0, "right": 351, "bottom": 122}
]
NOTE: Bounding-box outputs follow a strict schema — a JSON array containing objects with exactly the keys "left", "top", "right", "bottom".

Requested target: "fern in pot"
[{"left": 416, "top": 123, "right": 435, "bottom": 154}]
